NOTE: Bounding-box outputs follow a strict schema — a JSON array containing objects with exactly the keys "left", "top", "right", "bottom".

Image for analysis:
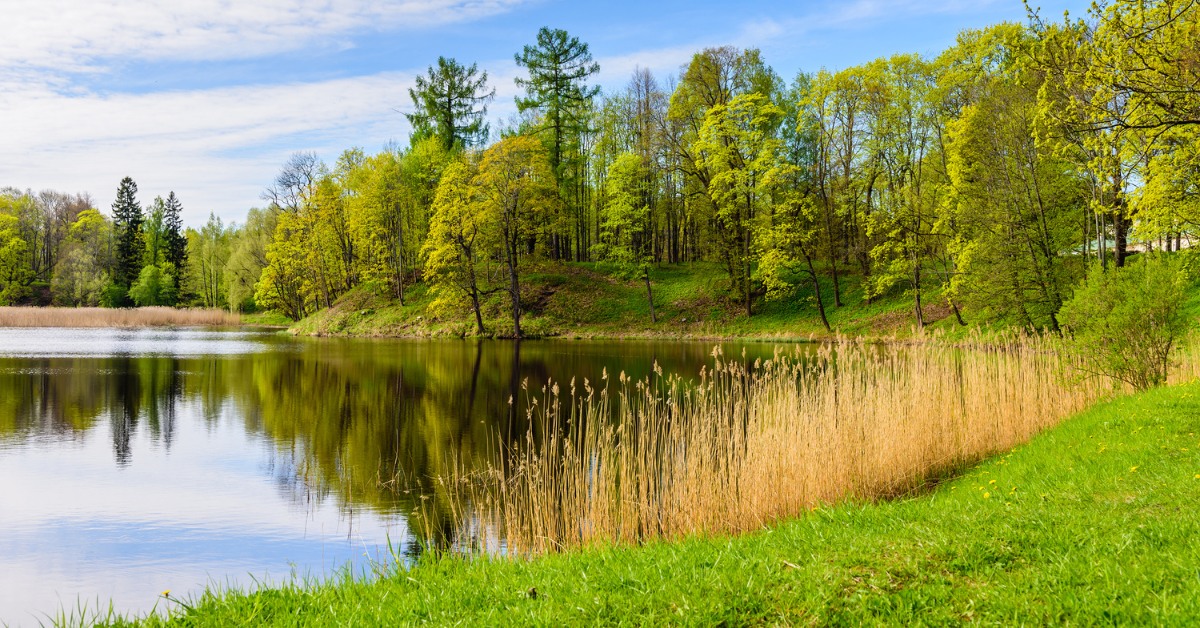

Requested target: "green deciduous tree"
[
  {"left": 941, "top": 27, "right": 1085, "bottom": 331},
  {"left": 187, "top": 213, "right": 230, "bottom": 309},
  {"left": 128, "top": 263, "right": 177, "bottom": 306},
  {"left": 51, "top": 209, "right": 113, "bottom": 306},
  {"left": 0, "top": 211, "right": 33, "bottom": 304},
  {"left": 474, "top": 135, "right": 556, "bottom": 337},
  {"left": 143, "top": 196, "right": 167, "bottom": 267},
  {"left": 224, "top": 207, "right": 276, "bottom": 312},
  {"left": 694, "top": 92, "right": 784, "bottom": 316},
  {"left": 422, "top": 158, "right": 492, "bottom": 333},
  {"left": 594, "top": 152, "right": 657, "bottom": 322}
]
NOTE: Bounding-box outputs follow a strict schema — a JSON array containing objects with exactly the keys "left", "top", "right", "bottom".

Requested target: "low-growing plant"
[{"left": 1059, "top": 253, "right": 1196, "bottom": 391}]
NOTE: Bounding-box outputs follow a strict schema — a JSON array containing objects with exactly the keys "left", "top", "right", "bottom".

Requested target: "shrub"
[
  {"left": 1059, "top": 253, "right": 1196, "bottom": 391},
  {"left": 128, "top": 263, "right": 178, "bottom": 307}
]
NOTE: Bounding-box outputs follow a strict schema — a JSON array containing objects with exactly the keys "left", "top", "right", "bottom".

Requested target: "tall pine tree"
[
  {"left": 515, "top": 27, "right": 600, "bottom": 260},
  {"left": 407, "top": 57, "right": 495, "bottom": 151},
  {"left": 164, "top": 191, "right": 187, "bottom": 279},
  {"left": 112, "top": 176, "right": 144, "bottom": 289}
]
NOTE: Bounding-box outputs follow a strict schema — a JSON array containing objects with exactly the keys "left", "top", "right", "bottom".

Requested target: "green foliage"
[
  {"left": 111, "top": 177, "right": 144, "bottom": 288},
  {"left": 163, "top": 191, "right": 187, "bottom": 279},
  {"left": 422, "top": 158, "right": 491, "bottom": 331},
  {"left": 407, "top": 57, "right": 495, "bottom": 151},
  {"left": 514, "top": 26, "right": 600, "bottom": 173},
  {"left": 514, "top": 27, "right": 601, "bottom": 261},
  {"left": 127, "top": 263, "right": 177, "bottom": 307},
  {"left": 186, "top": 213, "right": 230, "bottom": 309},
  {"left": 224, "top": 207, "right": 275, "bottom": 312},
  {"left": 0, "top": 211, "right": 33, "bottom": 304},
  {"left": 940, "top": 31, "right": 1085, "bottom": 330},
  {"left": 15, "top": 5, "right": 1200, "bottom": 339},
  {"left": 1059, "top": 254, "right": 1196, "bottom": 390},
  {"left": 593, "top": 153, "right": 650, "bottom": 273},
  {"left": 694, "top": 92, "right": 786, "bottom": 315},
  {"left": 474, "top": 135, "right": 557, "bottom": 337},
  {"left": 51, "top": 209, "right": 113, "bottom": 306},
  {"left": 143, "top": 196, "right": 167, "bottom": 267},
  {"left": 100, "top": 281, "right": 127, "bottom": 308}
]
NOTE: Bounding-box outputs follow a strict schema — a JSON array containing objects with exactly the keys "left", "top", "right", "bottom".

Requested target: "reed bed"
[
  {"left": 0, "top": 306, "right": 240, "bottom": 328},
  {"left": 436, "top": 335, "right": 1123, "bottom": 556}
]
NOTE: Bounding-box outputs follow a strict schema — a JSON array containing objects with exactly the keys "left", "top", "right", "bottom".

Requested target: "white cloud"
[
  {"left": 1, "top": 73, "right": 420, "bottom": 225},
  {"left": 0, "top": 0, "right": 532, "bottom": 70}
]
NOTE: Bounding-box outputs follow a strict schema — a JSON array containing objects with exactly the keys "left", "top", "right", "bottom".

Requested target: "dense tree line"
[
  {"left": 0, "top": 181, "right": 193, "bottom": 307},
  {"left": 3, "top": 2, "right": 1196, "bottom": 333}
]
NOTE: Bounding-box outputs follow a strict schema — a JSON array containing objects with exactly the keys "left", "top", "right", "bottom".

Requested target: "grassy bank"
[
  {"left": 100, "top": 379, "right": 1200, "bottom": 626},
  {"left": 289, "top": 262, "right": 966, "bottom": 340},
  {"left": 0, "top": 306, "right": 240, "bottom": 328}
]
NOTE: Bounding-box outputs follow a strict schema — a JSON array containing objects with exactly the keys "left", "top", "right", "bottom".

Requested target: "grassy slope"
[
  {"left": 291, "top": 262, "right": 966, "bottom": 340},
  {"left": 115, "top": 381, "right": 1200, "bottom": 626}
]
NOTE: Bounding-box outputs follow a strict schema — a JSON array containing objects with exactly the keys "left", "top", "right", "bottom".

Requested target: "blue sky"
[{"left": 0, "top": 0, "right": 1091, "bottom": 227}]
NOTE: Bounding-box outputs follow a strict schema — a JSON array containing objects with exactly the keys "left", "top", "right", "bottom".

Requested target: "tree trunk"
[
  {"left": 471, "top": 286, "right": 484, "bottom": 335},
  {"left": 913, "top": 263, "right": 925, "bottom": 329},
  {"left": 950, "top": 299, "right": 966, "bottom": 327},
  {"left": 805, "top": 254, "right": 831, "bottom": 332},
  {"left": 644, "top": 270, "right": 656, "bottom": 323},
  {"left": 508, "top": 254, "right": 522, "bottom": 338},
  {"left": 1114, "top": 202, "right": 1130, "bottom": 268}
]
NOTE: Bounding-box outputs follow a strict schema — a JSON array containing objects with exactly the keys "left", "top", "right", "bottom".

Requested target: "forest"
[{"left": 1, "top": 0, "right": 1197, "bottom": 336}]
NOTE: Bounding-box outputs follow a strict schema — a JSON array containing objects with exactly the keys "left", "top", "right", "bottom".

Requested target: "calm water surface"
[{"left": 0, "top": 327, "right": 783, "bottom": 625}]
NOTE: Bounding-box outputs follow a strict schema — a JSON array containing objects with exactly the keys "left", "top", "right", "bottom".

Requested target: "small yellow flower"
[
  {"left": 1130, "top": 466, "right": 1138, "bottom": 473},
  {"left": 162, "top": 590, "right": 171, "bottom": 597},
  {"left": 983, "top": 492, "right": 991, "bottom": 499},
  {"left": 989, "top": 479, "right": 997, "bottom": 485}
]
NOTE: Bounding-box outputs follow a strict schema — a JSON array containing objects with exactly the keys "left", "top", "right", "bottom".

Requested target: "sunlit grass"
[
  {"left": 437, "top": 334, "right": 1132, "bottom": 555},
  {"left": 0, "top": 306, "right": 239, "bottom": 328}
]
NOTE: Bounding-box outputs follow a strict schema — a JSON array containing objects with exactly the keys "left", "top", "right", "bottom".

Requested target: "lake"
[{"left": 0, "top": 327, "right": 782, "bottom": 625}]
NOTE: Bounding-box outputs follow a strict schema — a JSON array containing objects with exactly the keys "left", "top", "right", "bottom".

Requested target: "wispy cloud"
[
  {"left": 1, "top": 73, "right": 419, "bottom": 224},
  {"left": 0, "top": 0, "right": 531, "bottom": 70}
]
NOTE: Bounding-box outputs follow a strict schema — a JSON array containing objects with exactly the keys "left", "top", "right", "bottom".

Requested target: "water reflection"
[{"left": 0, "top": 331, "right": 783, "bottom": 623}]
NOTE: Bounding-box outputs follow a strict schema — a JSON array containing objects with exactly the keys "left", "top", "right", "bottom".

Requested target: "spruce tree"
[
  {"left": 111, "top": 176, "right": 144, "bottom": 289},
  {"left": 164, "top": 191, "right": 187, "bottom": 279}
]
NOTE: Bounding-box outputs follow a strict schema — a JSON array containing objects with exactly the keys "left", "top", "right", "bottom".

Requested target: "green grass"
[
  {"left": 291, "top": 261, "right": 968, "bottom": 340},
  {"left": 105, "top": 381, "right": 1200, "bottom": 626},
  {"left": 239, "top": 311, "right": 294, "bottom": 327}
]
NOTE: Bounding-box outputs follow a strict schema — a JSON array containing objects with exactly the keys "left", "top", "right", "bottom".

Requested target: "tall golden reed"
[
  {"left": 437, "top": 334, "right": 1125, "bottom": 556},
  {"left": 0, "top": 306, "right": 240, "bottom": 328}
]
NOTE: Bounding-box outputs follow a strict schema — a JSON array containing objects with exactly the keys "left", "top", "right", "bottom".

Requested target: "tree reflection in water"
[{"left": 0, "top": 337, "right": 778, "bottom": 551}]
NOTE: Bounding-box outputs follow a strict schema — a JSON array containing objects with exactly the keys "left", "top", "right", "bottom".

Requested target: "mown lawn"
[{"left": 102, "top": 381, "right": 1200, "bottom": 626}]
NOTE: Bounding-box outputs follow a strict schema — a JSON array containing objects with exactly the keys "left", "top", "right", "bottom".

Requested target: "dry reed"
[
  {"left": 0, "top": 306, "right": 240, "bottom": 328},
  {"left": 435, "top": 334, "right": 1127, "bottom": 556}
]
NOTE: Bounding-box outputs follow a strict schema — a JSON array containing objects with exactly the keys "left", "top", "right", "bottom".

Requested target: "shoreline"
[{"left": 111, "top": 381, "right": 1200, "bottom": 625}]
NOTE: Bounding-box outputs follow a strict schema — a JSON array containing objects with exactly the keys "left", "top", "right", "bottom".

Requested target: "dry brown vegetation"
[
  {"left": 433, "top": 335, "right": 1187, "bottom": 556},
  {"left": 0, "top": 306, "right": 240, "bottom": 328}
]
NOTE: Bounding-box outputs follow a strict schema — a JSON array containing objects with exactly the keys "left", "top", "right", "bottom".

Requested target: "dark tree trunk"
[{"left": 644, "top": 271, "right": 656, "bottom": 323}]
